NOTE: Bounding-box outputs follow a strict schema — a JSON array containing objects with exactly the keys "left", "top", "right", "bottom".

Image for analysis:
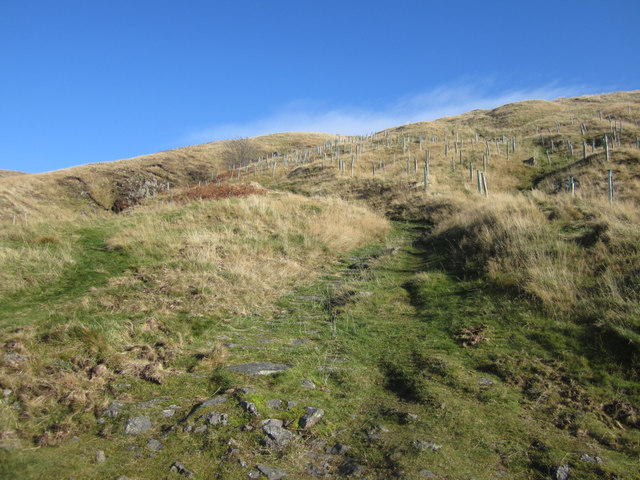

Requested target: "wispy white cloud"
[{"left": 181, "top": 81, "right": 593, "bottom": 145}]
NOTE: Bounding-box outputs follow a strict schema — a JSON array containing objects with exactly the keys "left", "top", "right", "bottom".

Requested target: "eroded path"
[{"left": 3, "top": 222, "right": 636, "bottom": 479}]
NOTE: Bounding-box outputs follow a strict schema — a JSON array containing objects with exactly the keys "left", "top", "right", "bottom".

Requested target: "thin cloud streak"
[{"left": 182, "top": 83, "right": 591, "bottom": 145}]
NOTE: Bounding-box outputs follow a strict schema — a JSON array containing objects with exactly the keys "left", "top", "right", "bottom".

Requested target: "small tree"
[{"left": 223, "top": 137, "right": 257, "bottom": 168}]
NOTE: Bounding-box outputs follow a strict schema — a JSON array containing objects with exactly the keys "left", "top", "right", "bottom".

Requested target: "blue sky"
[{"left": 1, "top": 0, "right": 638, "bottom": 173}]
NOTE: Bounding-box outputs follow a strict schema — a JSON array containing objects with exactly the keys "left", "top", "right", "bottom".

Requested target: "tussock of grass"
[{"left": 432, "top": 192, "right": 640, "bottom": 367}]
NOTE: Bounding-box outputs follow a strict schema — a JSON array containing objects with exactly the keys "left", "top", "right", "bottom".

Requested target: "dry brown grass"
[
  {"left": 433, "top": 191, "right": 640, "bottom": 322},
  {"left": 104, "top": 192, "right": 390, "bottom": 317}
]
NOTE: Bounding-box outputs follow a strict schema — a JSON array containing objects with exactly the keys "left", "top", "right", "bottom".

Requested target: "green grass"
[{"left": 2, "top": 215, "right": 639, "bottom": 479}]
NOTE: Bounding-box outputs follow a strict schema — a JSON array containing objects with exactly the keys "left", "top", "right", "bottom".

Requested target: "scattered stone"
[
  {"left": 201, "top": 396, "right": 228, "bottom": 407},
  {"left": 3, "top": 352, "right": 28, "bottom": 368},
  {"left": 96, "top": 418, "right": 105, "bottom": 424},
  {"left": 366, "top": 424, "right": 389, "bottom": 441},
  {"left": 162, "top": 409, "right": 176, "bottom": 418},
  {"left": 297, "top": 296, "right": 323, "bottom": 302},
  {"left": 580, "top": 453, "right": 603, "bottom": 464},
  {"left": 553, "top": 465, "right": 570, "bottom": 480},
  {"left": 299, "top": 408, "right": 324, "bottom": 429},
  {"left": 286, "top": 401, "right": 298, "bottom": 410},
  {"left": 170, "top": 461, "right": 194, "bottom": 476},
  {"left": 147, "top": 439, "right": 163, "bottom": 451},
  {"left": 300, "top": 380, "right": 316, "bottom": 389},
  {"left": 358, "top": 291, "right": 374, "bottom": 297},
  {"left": 266, "top": 399, "right": 283, "bottom": 410},
  {"left": 412, "top": 440, "right": 442, "bottom": 451},
  {"left": 72, "top": 436, "right": 80, "bottom": 442},
  {"left": 478, "top": 377, "right": 495, "bottom": 387},
  {"left": 338, "top": 458, "right": 363, "bottom": 476},
  {"left": 193, "top": 425, "right": 207, "bottom": 434},
  {"left": 124, "top": 416, "right": 151, "bottom": 435},
  {"left": 305, "top": 463, "right": 327, "bottom": 477},
  {"left": 137, "top": 398, "right": 165, "bottom": 408},
  {"left": 223, "top": 343, "right": 240, "bottom": 348},
  {"left": 181, "top": 396, "right": 227, "bottom": 423},
  {"left": 96, "top": 450, "right": 105, "bottom": 463},
  {"left": 248, "top": 470, "right": 260, "bottom": 479},
  {"left": 257, "top": 464, "right": 287, "bottom": 480},
  {"left": 262, "top": 419, "right": 296, "bottom": 447},
  {"left": 104, "top": 401, "right": 125, "bottom": 418},
  {"left": 240, "top": 401, "right": 260, "bottom": 417},
  {"left": 418, "top": 470, "right": 436, "bottom": 478},
  {"left": 291, "top": 339, "right": 309, "bottom": 345},
  {"left": 329, "top": 443, "right": 351, "bottom": 455},
  {"left": 237, "top": 387, "right": 258, "bottom": 395},
  {"left": 239, "top": 459, "right": 247, "bottom": 468},
  {"left": 114, "top": 383, "right": 131, "bottom": 389},
  {"left": 243, "top": 424, "right": 255, "bottom": 432},
  {"left": 206, "top": 412, "right": 228, "bottom": 425},
  {"left": 402, "top": 413, "right": 419, "bottom": 424},
  {"left": 226, "top": 362, "right": 292, "bottom": 376},
  {"left": 309, "top": 438, "right": 327, "bottom": 451},
  {"left": 114, "top": 477, "right": 131, "bottom": 480}
]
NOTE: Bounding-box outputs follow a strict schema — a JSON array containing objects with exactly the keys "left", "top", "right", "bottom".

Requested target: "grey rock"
[
  {"left": 412, "top": 440, "right": 442, "bottom": 451},
  {"left": 72, "top": 436, "right": 80, "bottom": 442},
  {"left": 248, "top": 470, "right": 260, "bottom": 479},
  {"left": 286, "top": 401, "right": 298, "bottom": 410},
  {"left": 240, "top": 401, "right": 260, "bottom": 417},
  {"left": 262, "top": 419, "right": 296, "bottom": 447},
  {"left": 4, "top": 352, "right": 28, "bottom": 368},
  {"left": 238, "top": 387, "right": 258, "bottom": 394},
  {"left": 358, "top": 291, "right": 374, "bottom": 296},
  {"left": 554, "top": 465, "right": 570, "bottom": 480},
  {"left": 170, "top": 461, "right": 193, "bottom": 476},
  {"left": 96, "top": 418, "right": 105, "bottom": 424},
  {"left": 418, "top": 470, "right": 436, "bottom": 478},
  {"left": 291, "top": 339, "right": 309, "bottom": 345},
  {"left": 147, "top": 439, "right": 163, "bottom": 451},
  {"left": 402, "top": 413, "right": 419, "bottom": 423},
  {"left": 338, "top": 459, "right": 363, "bottom": 476},
  {"left": 200, "top": 395, "right": 228, "bottom": 407},
  {"left": 305, "top": 463, "right": 327, "bottom": 477},
  {"left": 580, "top": 453, "right": 603, "bottom": 464},
  {"left": 329, "top": 443, "right": 351, "bottom": 455},
  {"left": 478, "top": 377, "right": 494, "bottom": 387},
  {"left": 300, "top": 379, "right": 316, "bottom": 389},
  {"left": 193, "top": 425, "right": 208, "bottom": 434},
  {"left": 207, "top": 412, "right": 228, "bottom": 425},
  {"left": 96, "top": 450, "right": 105, "bottom": 463},
  {"left": 162, "top": 409, "right": 175, "bottom": 418},
  {"left": 114, "top": 477, "right": 131, "bottom": 480},
  {"left": 137, "top": 398, "right": 164, "bottom": 408},
  {"left": 257, "top": 464, "right": 287, "bottom": 480},
  {"left": 225, "top": 362, "right": 291, "bottom": 376},
  {"left": 181, "top": 396, "right": 227, "bottom": 422},
  {"left": 266, "top": 399, "right": 283, "bottom": 410},
  {"left": 309, "top": 439, "right": 327, "bottom": 451},
  {"left": 299, "top": 407, "right": 324, "bottom": 429},
  {"left": 124, "top": 416, "right": 151, "bottom": 435},
  {"left": 103, "top": 401, "right": 125, "bottom": 418},
  {"left": 239, "top": 459, "right": 247, "bottom": 468}
]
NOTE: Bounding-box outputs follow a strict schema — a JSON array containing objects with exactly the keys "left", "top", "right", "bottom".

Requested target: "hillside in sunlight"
[{"left": 1, "top": 91, "right": 639, "bottom": 480}]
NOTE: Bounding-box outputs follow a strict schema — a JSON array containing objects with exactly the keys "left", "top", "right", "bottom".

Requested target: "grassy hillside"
[{"left": 1, "top": 91, "right": 639, "bottom": 479}]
